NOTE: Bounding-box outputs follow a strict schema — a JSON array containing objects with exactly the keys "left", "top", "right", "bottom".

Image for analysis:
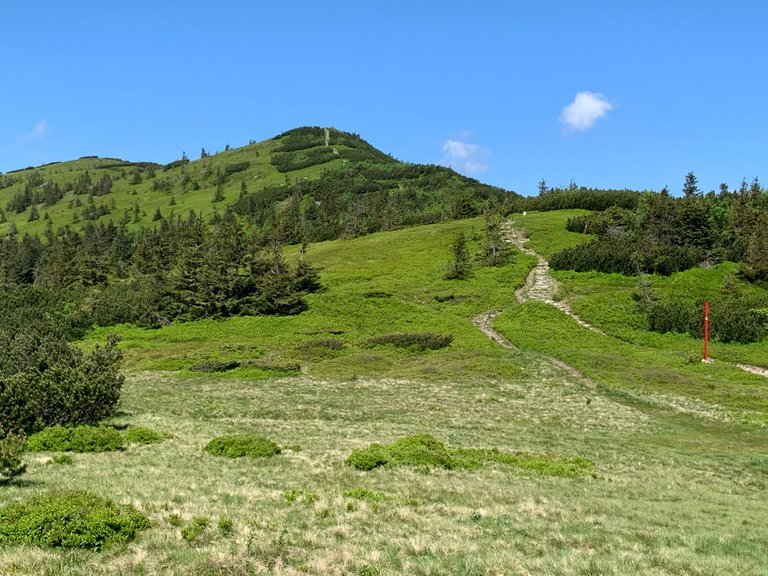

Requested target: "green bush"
[
  {"left": 27, "top": 425, "right": 124, "bottom": 453},
  {"left": 387, "top": 434, "right": 463, "bottom": 469},
  {"left": 346, "top": 434, "right": 461, "bottom": 471},
  {"left": 0, "top": 490, "right": 149, "bottom": 549},
  {"left": 366, "top": 333, "right": 453, "bottom": 351},
  {"left": 0, "top": 430, "right": 26, "bottom": 483},
  {"left": 223, "top": 161, "right": 250, "bottom": 178},
  {"left": 346, "top": 443, "right": 390, "bottom": 471},
  {"left": 0, "top": 332, "right": 124, "bottom": 435},
  {"left": 346, "top": 434, "right": 595, "bottom": 476},
  {"left": 123, "top": 426, "right": 166, "bottom": 445},
  {"left": 646, "top": 299, "right": 698, "bottom": 335},
  {"left": 204, "top": 434, "right": 281, "bottom": 459},
  {"left": 646, "top": 297, "right": 768, "bottom": 343}
]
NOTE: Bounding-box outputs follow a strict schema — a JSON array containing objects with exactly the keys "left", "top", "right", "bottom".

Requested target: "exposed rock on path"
[
  {"left": 501, "top": 221, "right": 605, "bottom": 335},
  {"left": 471, "top": 310, "right": 515, "bottom": 350}
]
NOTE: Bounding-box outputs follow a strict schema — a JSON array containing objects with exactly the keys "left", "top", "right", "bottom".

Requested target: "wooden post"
[{"left": 703, "top": 300, "right": 710, "bottom": 362}]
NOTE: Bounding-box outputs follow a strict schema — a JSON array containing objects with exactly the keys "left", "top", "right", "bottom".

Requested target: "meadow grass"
[
  {"left": 4, "top": 215, "right": 768, "bottom": 574},
  {"left": 510, "top": 209, "right": 592, "bottom": 257}
]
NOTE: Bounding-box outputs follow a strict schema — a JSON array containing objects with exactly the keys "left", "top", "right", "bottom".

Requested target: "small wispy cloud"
[
  {"left": 22, "top": 119, "right": 48, "bottom": 141},
  {"left": 441, "top": 138, "right": 489, "bottom": 175},
  {"left": 559, "top": 92, "right": 613, "bottom": 133}
]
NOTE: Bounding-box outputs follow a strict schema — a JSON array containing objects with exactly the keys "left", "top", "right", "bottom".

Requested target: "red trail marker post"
[{"left": 703, "top": 300, "right": 711, "bottom": 363}]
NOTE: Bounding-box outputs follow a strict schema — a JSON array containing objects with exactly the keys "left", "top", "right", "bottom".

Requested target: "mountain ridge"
[{"left": 0, "top": 127, "right": 518, "bottom": 239}]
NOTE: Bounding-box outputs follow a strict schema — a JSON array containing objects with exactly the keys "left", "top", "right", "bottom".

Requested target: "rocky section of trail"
[{"left": 501, "top": 221, "right": 605, "bottom": 335}]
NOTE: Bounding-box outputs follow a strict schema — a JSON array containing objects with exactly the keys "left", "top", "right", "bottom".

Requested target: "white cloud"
[
  {"left": 441, "top": 138, "right": 489, "bottom": 175},
  {"left": 559, "top": 92, "right": 613, "bottom": 133},
  {"left": 22, "top": 120, "right": 48, "bottom": 141}
]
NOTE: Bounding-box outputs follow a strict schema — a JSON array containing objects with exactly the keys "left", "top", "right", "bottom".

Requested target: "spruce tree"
[
  {"left": 742, "top": 214, "right": 768, "bottom": 283},
  {"left": 445, "top": 232, "right": 471, "bottom": 280}
]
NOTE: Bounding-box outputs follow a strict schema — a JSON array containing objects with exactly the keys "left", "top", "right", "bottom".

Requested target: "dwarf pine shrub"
[
  {"left": 0, "top": 332, "right": 123, "bottom": 435},
  {"left": 190, "top": 360, "right": 241, "bottom": 373},
  {"left": 123, "top": 426, "right": 166, "bottom": 445},
  {"left": 204, "top": 434, "right": 281, "bottom": 459},
  {"left": 0, "top": 430, "right": 26, "bottom": 483},
  {"left": 366, "top": 333, "right": 453, "bottom": 351},
  {"left": 27, "top": 425, "right": 124, "bottom": 453},
  {"left": 0, "top": 491, "right": 149, "bottom": 549}
]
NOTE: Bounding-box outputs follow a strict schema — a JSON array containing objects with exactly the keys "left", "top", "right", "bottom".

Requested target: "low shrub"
[
  {"left": 27, "top": 425, "right": 124, "bottom": 453},
  {"left": 387, "top": 434, "right": 463, "bottom": 469},
  {"left": 190, "top": 360, "right": 241, "bottom": 373},
  {"left": 363, "top": 291, "right": 391, "bottom": 299},
  {"left": 123, "top": 426, "right": 166, "bottom": 445},
  {"left": 346, "top": 443, "right": 390, "bottom": 471},
  {"left": 48, "top": 454, "right": 73, "bottom": 466},
  {"left": 0, "top": 490, "right": 149, "bottom": 549},
  {"left": 646, "top": 297, "right": 768, "bottom": 343},
  {"left": 204, "top": 434, "right": 281, "bottom": 459},
  {"left": 346, "top": 434, "right": 461, "bottom": 471},
  {"left": 366, "top": 333, "right": 453, "bottom": 351},
  {"left": 346, "top": 434, "right": 595, "bottom": 477},
  {"left": 0, "top": 431, "right": 26, "bottom": 483},
  {"left": 433, "top": 293, "right": 455, "bottom": 302},
  {"left": 243, "top": 359, "right": 302, "bottom": 374},
  {"left": 223, "top": 161, "right": 250, "bottom": 178},
  {"left": 299, "top": 338, "right": 344, "bottom": 350}
]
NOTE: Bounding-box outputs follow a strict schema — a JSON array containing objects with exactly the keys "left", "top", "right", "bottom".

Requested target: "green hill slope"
[{"left": 0, "top": 127, "right": 518, "bottom": 239}]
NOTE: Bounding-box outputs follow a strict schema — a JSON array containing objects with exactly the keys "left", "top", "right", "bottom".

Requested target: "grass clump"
[
  {"left": 0, "top": 490, "right": 149, "bottom": 550},
  {"left": 180, "top": 516, "right": 209, "bottom": 542},
  {"left": 366, "top": 333, "right": 453, "bottom": 351},
  {"left": 204, "top": 434, "right": 281, "bottom": 459},
  {"left": 26, "top": 425, "right": 124, "bottom": 453},
  {"left": 47, "top": 454, "right": 73, "bottom": 466},
  {"left": 123, "top": 426, "right": 167, "bottom": 445},
  {"left": 342, "top": 487, "right": 387, "bottom": 503},
  {"left": 217, "top": 516, "right": 234, "bottom": 537},
  {"left": 346, "top": 434, "right": 594, "bottom": 477},
  {"left": 282, "top": 489, "right": 318, "bottom": 505}
]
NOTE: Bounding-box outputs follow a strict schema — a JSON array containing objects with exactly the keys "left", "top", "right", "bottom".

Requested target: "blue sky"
[{"left": 2, "top": 1, "right": 766, "bottom": 196}]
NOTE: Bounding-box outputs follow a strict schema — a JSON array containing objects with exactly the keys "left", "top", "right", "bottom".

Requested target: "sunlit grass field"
[{"left": 4, "top": 215, "right": 768, "bottom": 575}]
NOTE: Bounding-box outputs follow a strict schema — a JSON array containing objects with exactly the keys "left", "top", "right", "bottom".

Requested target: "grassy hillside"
[
  {"left": 4, "top": 214, "right": 768, "bottom": 575},
  {"left": 0, "top": 127, "right": 517, "bottom": 240}
]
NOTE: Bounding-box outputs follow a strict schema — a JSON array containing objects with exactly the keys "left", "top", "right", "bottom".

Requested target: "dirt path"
[
  {"left": 501, "top": 221, "right": 605, "bottom": 335},
  {"left": 736, "top": 364, "right": 768, "bottom": 378},
  {"left": 471, "top": 310, "right": 515, "bottom": 349},
  {"left": 493, "top": 221, "right": 768, "bottom": 380}
]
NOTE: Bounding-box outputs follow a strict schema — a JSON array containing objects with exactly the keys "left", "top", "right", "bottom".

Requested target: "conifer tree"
[{"left": 445, "top": 232, "right": 471, "bottom": 280}]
